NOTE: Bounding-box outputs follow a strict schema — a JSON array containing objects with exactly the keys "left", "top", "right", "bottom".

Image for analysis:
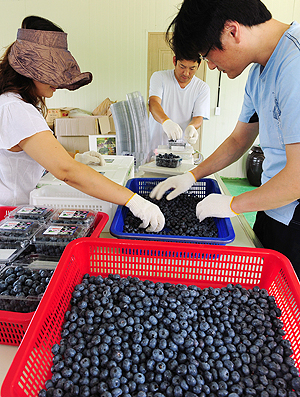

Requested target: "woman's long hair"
[
  {"left": 0, "top": 44, "right": 47, "bottom": 115},
  {"left": 0, "top": 16, "right": 63, "bottom": 117}
]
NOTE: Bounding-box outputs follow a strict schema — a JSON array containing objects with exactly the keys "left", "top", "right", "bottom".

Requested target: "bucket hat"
[{"left": 8, "top": 28, "right": 92, "bottom": 90}]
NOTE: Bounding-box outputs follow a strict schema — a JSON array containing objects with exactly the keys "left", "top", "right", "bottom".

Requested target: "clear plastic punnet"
[
  {"left": 49, "top": 208, "right": 97, "bottom": 227},
  {"left": 0, "top": 219, "right": 41, "bottom": 240},
  {"left": 32, "top": 223, "right": 90, "bottom": 258},
  {"left": 0, "top": 264, "right": 55, "bottom": 313},
  {"left": 155, "top": 153, "right": 182, "bottom": 168},
  {"left": 6, "top": 205, "right": 54, "bottom": 223}
]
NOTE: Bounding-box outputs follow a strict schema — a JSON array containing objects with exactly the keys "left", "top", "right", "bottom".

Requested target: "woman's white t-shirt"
[{"left": 0, "top": 92, "right": 51, "bottom": 205}]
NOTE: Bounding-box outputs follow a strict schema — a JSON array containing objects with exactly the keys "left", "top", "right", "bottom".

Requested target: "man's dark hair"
[
  {"left": 174, "top": 54, "right": 201, "bottom": 64},
  {"left": 166, "top": 0, "right": 272, "bottom": 60}
]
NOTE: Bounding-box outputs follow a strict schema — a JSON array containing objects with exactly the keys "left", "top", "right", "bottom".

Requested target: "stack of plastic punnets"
[
  {"left": 111, "top": 91, "right": 150, "bottom": 170},
  {"left": 110, "top": 101, "right": 134, "bottom": 157}
]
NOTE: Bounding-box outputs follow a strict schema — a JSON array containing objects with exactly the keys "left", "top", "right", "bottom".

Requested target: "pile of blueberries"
[
  {"left": 0, "top": 265, "right": 54, "bottom": 312},
  {"left": 156, "top": 153, "right": 182, "bottom": 168},
  {"left": 39, "top": 274, "right": 300, "bottom": 397},
  {"left": 123, "top": 194, "right": 218, "bottom": 238}
]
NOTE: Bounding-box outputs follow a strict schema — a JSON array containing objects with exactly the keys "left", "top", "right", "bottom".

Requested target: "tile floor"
[{"left": 220, "top": 177, "right": 257, "bottom": 228}]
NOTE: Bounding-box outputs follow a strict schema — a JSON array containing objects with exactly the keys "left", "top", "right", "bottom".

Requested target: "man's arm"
[
  {"left": 149, "top": 95, "right": 183, "bottom": 141},
  {"left": 151, "top": 120, "right": 259, "bottom": 200},
  {"left": 189, "top": 116, "right": 203, "bottom": 130},
  {"left": 148, "top": 96, "right": 169, "bottom": 124},
  {"left": 231, "top": 142, "right": 300, "bottom": 214},
  {"left": 192, "top": 120, "right": 259, "bottom": 180}
]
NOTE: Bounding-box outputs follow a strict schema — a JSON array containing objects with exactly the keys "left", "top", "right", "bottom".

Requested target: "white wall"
[
  {"left": 1, "top": 0, "right": 299, "bottom": 177},
  {"left": 0, "top": 0, "right": 179, "bottom": 109}
]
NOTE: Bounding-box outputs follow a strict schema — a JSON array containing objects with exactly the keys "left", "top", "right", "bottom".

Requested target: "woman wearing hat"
[{"left": 0, "top": 16, "right": 164, "bottom": 232}]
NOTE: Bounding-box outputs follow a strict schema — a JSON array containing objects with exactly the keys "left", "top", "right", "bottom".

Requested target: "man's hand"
[
  {"left": 196, "top": 194, "right": 238, "bottom": 221},
  {"left": 184, "top": 125, "right": 199, "bottom": 145},
  {"left": 162, "top": 119, "right": 183, "bottom": 140},
  {"left": 125, "top": 193, "right": 165, "bottom": 232},
  {"left": 75, "top": 151, "right": 106, "bottom": 166},
  {"left": 150, "top": 171, "right": 196, "bottom": 201}
]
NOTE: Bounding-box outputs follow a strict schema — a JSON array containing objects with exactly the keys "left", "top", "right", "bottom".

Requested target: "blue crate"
[{"left": 110, "top": 177, "right": 235, "bottom": 245}]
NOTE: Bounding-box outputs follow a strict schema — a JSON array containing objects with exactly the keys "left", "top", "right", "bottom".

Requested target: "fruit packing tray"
[
  {"left": 2, "top": 238, "right": 300, "bottom": 397},
  {"left": 0, "top": 209, "right": 108, "bottom": 346},
  {"left": 110, "top": 177, "right": 235, "bottom": 244}
]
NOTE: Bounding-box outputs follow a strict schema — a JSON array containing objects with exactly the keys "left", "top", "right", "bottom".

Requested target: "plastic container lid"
[
  {"left": 0, "top": 239, "right": 30, "bottom": 264},
  {"left": 49, "top": 209, "right": 97, "bottom": 226},
  {"left": 168, "top": 140, "right": 187, "bottom": 151},
  {"left": 6, "top": 205, "right": 54, "bottom": 223},
  {"left": 156, "top": 144, "right": 194, "bottom": 160}
]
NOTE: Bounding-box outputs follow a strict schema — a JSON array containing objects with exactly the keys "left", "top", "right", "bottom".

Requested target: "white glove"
[
  {"left": 75, "top": 151, "right": 106, "bottom": 166},
  {"left": 196, "top": 194, "right": 238, "bottom": 222},
  {"left": 150, "top": 171, "right": 196, "bottom": 201},
  {"left": 162, "top": 119, "right": 183, "bottom": 140},
  {"left": 184, "top": 125, "right": 199, "bottom": 145},
  {"left": 125, "top": 193, "right": 165, "bottom": 232}
]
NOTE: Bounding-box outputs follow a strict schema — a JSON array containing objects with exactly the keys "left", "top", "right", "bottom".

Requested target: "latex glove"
[
  {"left": 75, "top": 151, "right": 106, "bottom": 166},
  {"left": 125, "top": 193, "right": 165, "bottom": 232},
  {"left": 150, "top": 171, "right": 196, "bottom": 201},
  {"left": 184, "top": 125, "right": 199, "bottom": 145},
  {"left": 196, "top": 194, "right": 239, "bottom": 222},
  {"left": 162, "top": 119, "right": 183, "bottom": 140}
]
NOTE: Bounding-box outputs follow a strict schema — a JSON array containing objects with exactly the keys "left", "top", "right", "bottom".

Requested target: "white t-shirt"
[
  {"left": 0, "top": 92, "right": 51, "bottom": 205},
  {"left": 148, "top": 69, "right": 210, "bottom": 155}
]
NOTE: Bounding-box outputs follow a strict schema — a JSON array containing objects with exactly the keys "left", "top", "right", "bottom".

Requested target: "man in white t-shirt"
[{"left": 148, "top": 54, "right": 210, "bottom": 158}]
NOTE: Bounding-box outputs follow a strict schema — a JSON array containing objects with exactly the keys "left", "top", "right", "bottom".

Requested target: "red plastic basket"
[
  {"left": 1, "top": 238, "right": 300, "bottom": 396},
  {"left": 0, "top": 211, "right": 108, "bottom": 346},
  {"left": 0, "top": 206, "right": 16, "bottom": 221}
]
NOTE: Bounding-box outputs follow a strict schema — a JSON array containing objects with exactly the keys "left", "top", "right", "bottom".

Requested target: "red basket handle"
[{"left": 90, "top": 212, "right": 109, "bottom": 237}]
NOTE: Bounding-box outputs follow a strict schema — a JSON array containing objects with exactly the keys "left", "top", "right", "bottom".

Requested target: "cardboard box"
[
  {"left": 46, "top": 108, "right": 72, "bottom": 129},
  {"left": 55, "top": 116, "right": 116, "bottom": 153},
  {"left": 55, "top": 117, "right": 100, "bottom": 137},
  {"left": 57, "top": 136, "right": 90, "bottom": 153},
  {"left": 98, "top": 115, "right": 116, "bottom": 134}
]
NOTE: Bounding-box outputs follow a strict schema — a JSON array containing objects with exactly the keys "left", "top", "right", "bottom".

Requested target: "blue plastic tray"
[{"left": 110, "top": 177, "right": 235, "bottom": 244}]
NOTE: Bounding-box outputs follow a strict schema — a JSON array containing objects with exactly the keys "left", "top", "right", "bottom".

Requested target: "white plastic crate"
[{"left": 29, "top": 185, "right": 116, "bottom": 233}]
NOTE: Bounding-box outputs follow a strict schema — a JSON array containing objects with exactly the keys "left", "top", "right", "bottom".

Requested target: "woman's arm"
[{"left": 19, "top": 130, "right": 133, "bottom": 205}]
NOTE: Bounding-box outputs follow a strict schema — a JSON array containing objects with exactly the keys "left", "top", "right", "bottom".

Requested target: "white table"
[{"left": 0, "top": 172, "right": 262, "bottom": 388}]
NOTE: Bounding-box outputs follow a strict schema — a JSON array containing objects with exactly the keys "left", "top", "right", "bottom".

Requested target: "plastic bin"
[
  {"left": 0, "top": 206, "right": 17, "bottom": 221},
  {"left": 110, "top": 177, "right": 235, "bottom": 244},
  {"left": 30, "top": 184, "right": 117, "bottom": 232},
  {"left": 0, "top": 212, "right": 108, "bottom": 346},
  {"left": 1, "top": 238, "right": 300, "bottom": 397}
]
